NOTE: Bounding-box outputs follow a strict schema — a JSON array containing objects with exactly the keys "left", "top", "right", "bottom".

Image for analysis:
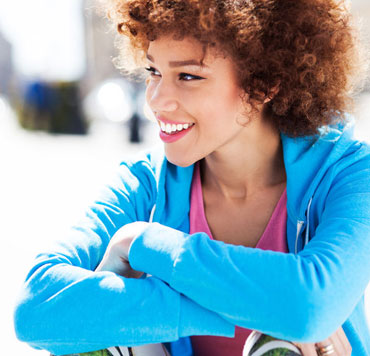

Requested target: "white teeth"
[
  {"left": 159, "top": 121, "right": 193, "bottom": 134},
  {"left": 165, "top": 123, "right": 172, "bottom": 134}
]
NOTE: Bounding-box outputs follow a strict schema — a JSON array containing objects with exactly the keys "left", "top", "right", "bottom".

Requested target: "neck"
[{"left": 201, "top": 118, "right": 286, "bottom": 201}]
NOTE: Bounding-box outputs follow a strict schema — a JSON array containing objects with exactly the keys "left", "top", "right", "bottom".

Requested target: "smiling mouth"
[{"left": 159, "top": 121, "right": 195, "bottom": 135}]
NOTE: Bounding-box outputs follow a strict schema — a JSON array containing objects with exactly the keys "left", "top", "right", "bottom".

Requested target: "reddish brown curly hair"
[{"left": 100, "top": 0, "right": 366, "bottom": 137}]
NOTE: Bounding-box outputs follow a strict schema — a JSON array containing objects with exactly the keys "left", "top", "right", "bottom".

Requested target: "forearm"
[
  {"left": 128, "top": 223, "right": 370, "bottom": 342},
  {"left": 14, "top": 254, "right": 234, "bottom": 355}
]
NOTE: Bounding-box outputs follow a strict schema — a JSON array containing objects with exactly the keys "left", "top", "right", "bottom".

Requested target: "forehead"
[
  {"left": 146, "top": 36, "right": 228, "bottom": 68},
  {"left": 148, "top": 35, "right": 203, "bottom": 51}
]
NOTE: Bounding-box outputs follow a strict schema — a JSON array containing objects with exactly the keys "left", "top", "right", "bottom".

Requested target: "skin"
[
  {"left": 96, "top": 35, "right": 351, "bottom": 356},
  {"left": 295, "top": 327, "right": 352, "bottom": 355},
  {"left": 146, "top": 36, "right": 287, "bottom": 247},
  {"left": 145, "top": 35, "right": 286, "bottom": 197}
]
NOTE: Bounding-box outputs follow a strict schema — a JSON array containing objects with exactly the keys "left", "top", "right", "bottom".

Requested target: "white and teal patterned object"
[
  {"left": 54, "top": 343, "right": 170, "bottom": 356},
  {"left": 243, "top": 331, "right": 302, "bottom": 356}
]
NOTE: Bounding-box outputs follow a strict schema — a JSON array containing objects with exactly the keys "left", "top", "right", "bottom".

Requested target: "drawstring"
[
  {"left": 149, "top": 204, "right": 156, "bottom": 223},
  {"left": 295, "top": 220, "right": 304, "bottom": 254},
  {"left": 304, "top": 198, "right": 313, "bottom": 247},
  {"left": 295, "top": 197, "right": 313, "bottom": 253}
]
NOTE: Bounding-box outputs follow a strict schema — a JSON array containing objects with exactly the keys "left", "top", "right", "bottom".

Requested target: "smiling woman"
[
  {"left": 13, "top": 1, "right": 370, "bottom": 356},
  {"left": 144, "top": 35, "right": 254, "bottom": 167}
]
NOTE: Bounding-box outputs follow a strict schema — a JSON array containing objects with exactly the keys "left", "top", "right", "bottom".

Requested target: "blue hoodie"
[{"left": 14, "top": 121, "right": 370, "bottom": 355}]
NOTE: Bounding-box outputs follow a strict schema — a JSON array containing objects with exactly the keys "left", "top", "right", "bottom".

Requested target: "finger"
[
  {"left": 316, "top": 327, "right": 351, "bottom": 356},
  {"left": 327, "top": 333, "right": 343, "bottom": 356},
  {"left": 315, "top": 337, "right": 336, "bottom": 356},
  {"left": 333, "top": 327, "right": 352, "bottom": 355}
]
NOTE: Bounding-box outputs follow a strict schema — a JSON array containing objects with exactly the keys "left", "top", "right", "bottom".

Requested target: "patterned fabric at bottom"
[
  {"left": 51, "top": 343, "right": 171, "bottom": 356},
  {"left": 243, "top": 331, "right": 302, "bottom": 356}
]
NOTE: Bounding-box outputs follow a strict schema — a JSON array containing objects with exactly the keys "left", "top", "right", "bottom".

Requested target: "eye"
[
  {"left": 145, "top": 67, "right": 204, "bottom": 82},
  {"left": 145, "top": 66, "right": 160, "bottom": 77},
  {"left": 178, "top": 73, "right": 204, "bottom": 81}
]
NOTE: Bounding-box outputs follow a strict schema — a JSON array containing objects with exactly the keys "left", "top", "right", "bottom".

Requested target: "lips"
[
  {"left": 159, "top": 121, "right": 195, "bottom": 135},
  {"left": 156, "top": 116, "right": 195, "bottom": 143},
  {"left": 158, "top": 121, "right": 194, "bottom": 143},
  {"left": 157, "top": 116, "right": 194, "bottom": 130}
]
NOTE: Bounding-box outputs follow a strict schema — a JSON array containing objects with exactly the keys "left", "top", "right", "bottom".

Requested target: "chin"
[
  {"left": 164, "top": 149, "right": 197, "bottom": 168},
  {"left": 166, "top": 156, "right": 194, "bottom": 168}
]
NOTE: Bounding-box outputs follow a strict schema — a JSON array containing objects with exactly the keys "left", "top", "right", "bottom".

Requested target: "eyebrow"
[{"left": 146, "top": 54, "right": 209, "bottom": 68}]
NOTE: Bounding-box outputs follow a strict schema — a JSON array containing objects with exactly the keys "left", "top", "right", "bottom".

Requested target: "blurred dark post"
[
  {"left": 84, "top": 2, "right": 148, "bottom": 142},
  {"left": 128, "top": 81, "right": 146, "bottom": 143},
  {"left": 129, "top": 112, "right": 141, "bottom": 143}
]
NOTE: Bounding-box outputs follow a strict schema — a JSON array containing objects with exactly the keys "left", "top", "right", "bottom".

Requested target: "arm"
[
  {"left": 13, "top": 161, "right": 234, "bottom": 355},
  {"left": 128, "top": 158, "right": 370, "bottom": 343},
  {"left": 97, "top": 222, "right": 352, "bottom": 356}
]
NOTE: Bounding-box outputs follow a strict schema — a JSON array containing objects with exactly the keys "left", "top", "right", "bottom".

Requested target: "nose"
[{"left": 146, "top": 79, "right": 179, "bottom": 113}]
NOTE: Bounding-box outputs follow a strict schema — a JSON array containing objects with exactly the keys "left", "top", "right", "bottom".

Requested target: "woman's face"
[{"left": 145, "top": 36, "right": 253, "bottom": 167}]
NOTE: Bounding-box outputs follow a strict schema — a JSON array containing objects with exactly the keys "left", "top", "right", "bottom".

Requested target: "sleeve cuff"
[
  {"left": 179, "top": 295, "right": 235, "bottom": 338},
  {"left": 128, "top": 223, "right": 187, "bottom": 283},
  {"left": 129, "top": 223, "right": 235, "bottom": 338}
]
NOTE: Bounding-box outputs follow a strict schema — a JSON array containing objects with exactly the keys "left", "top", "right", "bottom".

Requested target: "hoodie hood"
[
  {"left": 282, "top": 118, "right": 357, "bottom": 223},
  {"left": 148, "top": 117, "right": 360, "bottom": 251}
]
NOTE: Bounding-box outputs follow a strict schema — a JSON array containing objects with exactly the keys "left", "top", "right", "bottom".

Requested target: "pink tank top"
[{"left": 189, "top": 162, "right": 288, "bottom": 356}]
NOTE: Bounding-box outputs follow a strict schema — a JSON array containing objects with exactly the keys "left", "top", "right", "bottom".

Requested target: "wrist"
[{"left": 128, "top": 223, "right": 187, "bottom": 283}]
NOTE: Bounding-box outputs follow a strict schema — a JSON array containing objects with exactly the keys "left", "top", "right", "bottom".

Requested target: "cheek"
[
  {"left": 145, "top": 83, "right": 154, "bottom": 104},
  {"left": 206, "top": 91, "right": 244, "bottom": 122},
  {"left": 207, "top": 79, "right": 243, "bottom": 114},
  {"left": 145, "top": 78, "right": 162, "bottom": 103}
]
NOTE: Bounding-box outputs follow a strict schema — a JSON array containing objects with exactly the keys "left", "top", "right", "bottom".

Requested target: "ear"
[{"left": 263, "top": 82, "right": 280, "bottom": 104}]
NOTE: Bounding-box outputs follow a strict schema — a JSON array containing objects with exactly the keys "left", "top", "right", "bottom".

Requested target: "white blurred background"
[{"left": 0, "top": 0, "right": 369, "bottom": 354}]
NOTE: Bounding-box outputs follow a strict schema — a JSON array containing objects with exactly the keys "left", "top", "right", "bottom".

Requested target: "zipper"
[
  {"left": 295, "top": 220, "right": 305, "bottom": 254},
  {"left": 294, "top": 197, "right": 313, "bottom": 254}
]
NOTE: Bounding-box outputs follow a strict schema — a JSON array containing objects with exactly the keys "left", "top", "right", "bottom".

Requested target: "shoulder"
[
  {"left": 329, "top": 128, "right": 370, "bottom": 182},
  {"left": 117, "top": 145, "right": 194, "bottom": 187},
  {"left": 319, "top": 136, "right": 370, "bottom": 221},
  {"left": 282, "top": 118, "right": 370, "bottom": 219},
  {"left": 115, "top": 145, "right": 166, "bottom": 185},
  {"left": 92, "top": 146, "right": 166, "bottom": 208},
  {"left": 119, "top": 145, "right": 165, "bottom": 171}
]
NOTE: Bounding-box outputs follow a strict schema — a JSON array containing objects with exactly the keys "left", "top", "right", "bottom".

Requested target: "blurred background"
[{"left": 0, "top": 0, "right": 369, "bottom": 354}]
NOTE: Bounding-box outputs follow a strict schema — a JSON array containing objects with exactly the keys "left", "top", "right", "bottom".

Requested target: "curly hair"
[{"left": 99, "top": 0, "right": 367, "bottom": 137}]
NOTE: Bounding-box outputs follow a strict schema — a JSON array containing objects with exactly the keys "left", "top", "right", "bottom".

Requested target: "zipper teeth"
[
  {"left": 304, "top": 198, "right": 313, "bottom": 246},
  {"left": 295, "top": 220, "right": 305, "bottom": 254}
]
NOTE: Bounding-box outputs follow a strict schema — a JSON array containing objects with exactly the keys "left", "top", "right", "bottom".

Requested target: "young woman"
[{"left": 14, "top": 0, "right": 369, "bottom": 355}]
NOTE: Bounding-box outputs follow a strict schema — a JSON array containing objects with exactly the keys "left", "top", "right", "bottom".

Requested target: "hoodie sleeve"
[
  {"left": 13, "top": 160, "right": 234, "bottom": 356},
  {"left": 128, "top": 155, "right": 370, "bottom": 343}
]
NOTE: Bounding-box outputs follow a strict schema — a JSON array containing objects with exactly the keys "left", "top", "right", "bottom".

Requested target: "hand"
[
  {"left": 95, "top": 222, "right": 149, "bottom": 278},
  {"left": 295, "top": 327, "right": 351, "bottom": 356}
]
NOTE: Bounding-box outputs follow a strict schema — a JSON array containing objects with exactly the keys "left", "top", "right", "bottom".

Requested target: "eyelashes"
[
  {"left": 145, "top": 66, "right": 205, "bottom": 81},
  {"left": 145, "top": 66, "right": 160, "bottom": 76},
  {"left": 179, "top": 73, "right": 205, "bottom": 81}
]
